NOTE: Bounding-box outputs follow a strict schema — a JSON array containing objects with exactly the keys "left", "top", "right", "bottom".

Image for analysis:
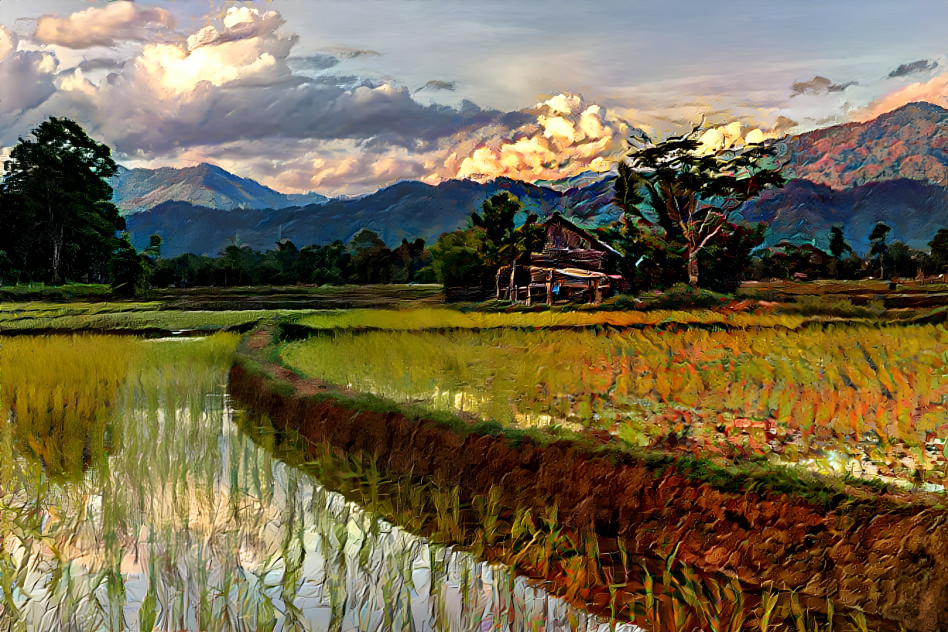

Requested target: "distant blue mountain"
[
  {"left": 122, "top": 102, "right": 948, "bottom": 258},
  {"left": 111, "top": 163, "right": 327, "bottom": 214},
  {"left": 124, "top": 176, "right": 618, "bottom": 257},
  {"left": 741, "top": 178, "right": 948, "bottom": 255}
]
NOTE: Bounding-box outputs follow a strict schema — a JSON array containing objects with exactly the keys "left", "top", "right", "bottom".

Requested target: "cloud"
[
  {"left": 888, "top": 59, "right": 939, "bottom": 78},
  {"left": 30, "top": 6, "right": 505, "bottom": 176},
  {"left": 35, "top": 2, "right": 174, "bottom": 49},
  {"left": 772, "top": 115, "right": 799, "bottom": 135},
  {"left": 853, "top": 71, "right": 948, "bottom": 121},
  {"left": 791, "top": 75, "right": 857, "bottom": 97},
  {"left": 321, "top": 47, "right": 381, "bottom": 60},
  {"left": 0, "top": 26, "right": 57, "bottom": 118},
  {"left": 446, "top": 93, "right": 625, "bottom": 183},
  {"left": 416, "top": 80, "right": 456, "bottom": 93},
  {"left": 287, "top": 55, "right": 341, "bottom": 74}
]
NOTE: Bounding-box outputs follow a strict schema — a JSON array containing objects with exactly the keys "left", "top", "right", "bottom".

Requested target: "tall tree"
[
  {"left": 1, "top": 117, "right": 123, "bottom": 283},
  {"left": 829, "top": 226, "right": 853, "bottom": 260},
  {"left": 470, "top": 192, "right": 545, "bottom": 271},
  {"left": 868, "top": 222, "right": 891, "bottom": 279},
  {"left": 614, "top": 125, "right": 785, "bottom": 287}
]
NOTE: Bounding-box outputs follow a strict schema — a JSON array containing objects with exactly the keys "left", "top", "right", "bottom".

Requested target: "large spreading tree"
[
  {"left": 1, "top": 117, "right": 124, "bottom": 283},
  {"left": 614, "top": 125, "right": 785, "bottom": 288}
]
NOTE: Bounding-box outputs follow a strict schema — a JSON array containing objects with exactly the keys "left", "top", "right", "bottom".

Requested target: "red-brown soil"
[{"left": 230, "top": 346, "right": 948, "bottom": 632}]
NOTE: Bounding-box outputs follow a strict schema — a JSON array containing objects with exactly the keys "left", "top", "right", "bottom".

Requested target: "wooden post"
[
  {"left": 545, "top": 271, "right": 553, "bottom": 305},
  {"left": 509, "top": 262, "right": 517, "bottom": 303},
  {"left": 594, "top": 278, "right": 603, "bottom": 305}
]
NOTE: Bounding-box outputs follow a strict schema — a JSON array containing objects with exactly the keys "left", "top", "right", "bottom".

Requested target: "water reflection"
[{"left": 0, "top": 335, "right": 637, "bottom": 631}]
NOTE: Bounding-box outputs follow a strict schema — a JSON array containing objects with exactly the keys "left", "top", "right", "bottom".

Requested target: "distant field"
[
  {"left": 0, "top": 302, "right": 276, "bottom": 333},
  {"left": 290, "top": 305, "right": 813, "bottom": 330}
]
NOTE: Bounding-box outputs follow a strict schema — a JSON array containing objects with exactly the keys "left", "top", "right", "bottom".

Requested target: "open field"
[{"left": 280, "top": 318, "right": 948, "bottom": 487}]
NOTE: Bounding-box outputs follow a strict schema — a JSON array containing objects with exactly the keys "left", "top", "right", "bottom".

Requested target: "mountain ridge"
[{"left": 120, "top": 101, "right": 948, "bottom": 258}]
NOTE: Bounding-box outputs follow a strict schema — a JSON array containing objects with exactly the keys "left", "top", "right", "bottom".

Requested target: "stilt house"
[{"left": 497, "top": 212, "right": 625, "bottom": 305}]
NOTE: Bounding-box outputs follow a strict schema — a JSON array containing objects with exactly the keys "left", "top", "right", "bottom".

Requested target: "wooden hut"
[{"left": 497, "top": 213, "right": 625, "bottom": 305}]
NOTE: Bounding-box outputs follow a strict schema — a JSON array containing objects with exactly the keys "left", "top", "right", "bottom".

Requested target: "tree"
[
  {"left": 614, "top": 124, "right": 785, "bottom": 287},
  {"left": 110, "top": 233, "right": 150, "bottom": 297},
  {"left": 348, "top": 228, "right": 392, "bottom": 284},
  {"left": 829, "top": 226, "right": 852, "bottom": 260},
  {"left": 470, "top": 192, "right": 544, "bottom": 271},
  {"left": 429, "top": 230, "right": 486, "bottom": 288},
  {"left": 868, "top": 222, "right": 891, "bottom": 278},
  {"left": 1, "top": 117, "right": 123, "bottom": 283},
  {"left": 929, "top": 228, "right": 948, "bottom": 274}
]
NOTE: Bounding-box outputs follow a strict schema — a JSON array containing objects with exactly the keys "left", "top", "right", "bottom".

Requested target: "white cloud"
[{"left": 34, "top": 2, "right": 174, "bottom": 49}]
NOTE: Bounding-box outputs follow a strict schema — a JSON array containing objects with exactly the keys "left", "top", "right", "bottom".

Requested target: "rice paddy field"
[
  {"left": 281, "top": 317, "right": 948, "bottom": 486},
  {"left": 0, "top": 333, "right": 632, "bottom": 631}
]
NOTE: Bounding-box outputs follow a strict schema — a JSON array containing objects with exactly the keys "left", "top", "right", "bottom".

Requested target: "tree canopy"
[
  {"left": 0, "top": 117, "right": 123, "bottom": 283},
  {"left": 614, "top": 124, "right": 785, "bottom": 287}
]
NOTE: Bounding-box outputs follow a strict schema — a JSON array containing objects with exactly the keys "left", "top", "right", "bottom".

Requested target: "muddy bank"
[{"left": 230, "top": 362, "right": 948, "bottom": 632}]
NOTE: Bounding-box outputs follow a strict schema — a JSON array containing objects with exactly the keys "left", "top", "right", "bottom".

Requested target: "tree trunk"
[
  {"left": 687, "top": 253, "right": 699, "bottom": 287},
  {"left": 51, "top": 224, "right": 64, "bottom": 284}
]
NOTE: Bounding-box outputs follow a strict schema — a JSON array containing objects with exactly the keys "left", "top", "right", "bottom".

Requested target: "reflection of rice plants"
[
  {"left": 1, "top": 331, "right": 623, "bottom": 631},
  {"left": 238, "top": 411, "right": 892, "bottom": 632}
]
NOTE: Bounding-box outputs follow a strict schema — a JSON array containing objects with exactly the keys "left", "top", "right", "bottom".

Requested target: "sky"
[{"left": 0, "top": 0, "right": 946, "bottom": 196}]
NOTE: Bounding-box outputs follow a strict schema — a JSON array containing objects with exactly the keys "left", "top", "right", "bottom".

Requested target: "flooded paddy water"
[{"left": 0, "top": 334, "right": 635, "bottom": 631}]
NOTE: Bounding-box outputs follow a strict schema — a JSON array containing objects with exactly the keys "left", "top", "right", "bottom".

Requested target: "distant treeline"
[{"left": 150, "top": 230, "right": 435, "bottom": 288}]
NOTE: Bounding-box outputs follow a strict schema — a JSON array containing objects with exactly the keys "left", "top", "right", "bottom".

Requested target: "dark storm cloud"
[
  {"left": 52, "top": 72, "right": 509, "bottom": 156},
  {"left": 791, "top": 75, "right": 857, "bottom": 97},
  {"left": 415, "top": 80, "right": 456, "bottom": 93},
  {"left": 888, "top": 59, "right": 938, "bottom": 78}
]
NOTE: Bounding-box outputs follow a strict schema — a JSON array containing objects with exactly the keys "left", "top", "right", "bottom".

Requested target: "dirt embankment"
[{"left": 229, "top": 360, "right": 948, "bottom": 632}]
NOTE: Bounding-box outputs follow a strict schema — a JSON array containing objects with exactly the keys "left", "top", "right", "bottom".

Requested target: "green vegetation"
[
  {"left": 280, "top": 320, "right": 948, "bottom": 484},
  {"left": 612, "top": 124, "right": 784, "bottom": 290},
  {"left": 288, "top": 305, "right": 807, "bottom": 331},
  {"left": 0, "top": 117, "right": 123, "bottom": 285}
]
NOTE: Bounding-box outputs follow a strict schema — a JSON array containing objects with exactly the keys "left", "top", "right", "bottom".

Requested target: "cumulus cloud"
[
  {"left": 692, "top": 121, "right": 786, "bottom": 155},
  {"left": 791, "top": 75, "right": 857, "bottom": 97},
  {"left": 25, "top": 5, "right": 508, "bottom": 192},
  {"left": 447, "top": 93, "right": 625, "bottom": 183},
  {"left": 889, "top": 59, "right": 939, "bottom": 78},
  {"left": 0, "top": 25, "right": 57, "bottom": 119},
  {"left": 853, "top": 71, "right": 948, "bottom": 121},
  {"left": 35, "top": 2, "right": 174, "bottom": 49}
]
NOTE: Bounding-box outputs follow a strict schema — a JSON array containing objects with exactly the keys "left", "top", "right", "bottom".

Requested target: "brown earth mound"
[{"left": 230, "top": 362, "right": 948, "bottom": 632}]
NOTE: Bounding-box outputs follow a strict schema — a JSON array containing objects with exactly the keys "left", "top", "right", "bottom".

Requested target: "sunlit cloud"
[
  {"left": 34, "top": 1, "right": 174, "bottom": 49},
  {"left": 853, "top": 71, "right": 948, "bottom": 121},
  {"left": 448, "top": 93, "right": 625, "bottom": 183}
]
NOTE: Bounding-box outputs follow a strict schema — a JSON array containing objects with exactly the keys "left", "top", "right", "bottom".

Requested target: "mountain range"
[
  {"left": 112, "top": 163, "right": 328, "bottom": 214},
  {"left": 119, "top": 101, "right": 948, "bottom": 258}
]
